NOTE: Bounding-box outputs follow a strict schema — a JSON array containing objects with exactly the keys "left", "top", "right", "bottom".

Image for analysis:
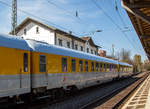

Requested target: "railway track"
[
  {"left": 80, "top": 72, "right": 149, "bottom": 109},
  {"left": 2, "top": 72, "right": 149, "bottom": 109}
]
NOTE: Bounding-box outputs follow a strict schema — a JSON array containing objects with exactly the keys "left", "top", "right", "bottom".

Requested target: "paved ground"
[{"left": 121, "top": 75, "right": 150, "bottom": 109}]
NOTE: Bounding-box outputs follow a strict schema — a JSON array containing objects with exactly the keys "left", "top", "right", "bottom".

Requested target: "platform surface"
[{"left": 122, "top": 75, "right": 150, "bottom": 109}]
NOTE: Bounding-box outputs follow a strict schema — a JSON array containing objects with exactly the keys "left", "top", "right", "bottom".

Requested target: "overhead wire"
[
  {"left": 46, "top": 0, "right": 78, "bottom": 18},
  {"left": 91, "top": 0, "right": 143, "bottom": 55},
  {"left": 114, "top": 0, "right": 145, "bottom": 53},
  {"left": 45, "top": 0, "right": 91, "bottom": 28},
  {"left": 115, "top": 0, "right": 128, "bottom": 29},
  {"left": 0, "top": 0, "right": 146, "bottom": 57},
  {"left": 0, "top": 0, "right": 81, "bottom": 36}
]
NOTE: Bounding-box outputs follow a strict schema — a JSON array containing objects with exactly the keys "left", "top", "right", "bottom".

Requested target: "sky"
[{"left": 0, "top": 0, "right": 148, "bottom": 62}]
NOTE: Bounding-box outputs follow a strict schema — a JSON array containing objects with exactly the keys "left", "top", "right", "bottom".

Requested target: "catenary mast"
[{"left": 12, "top": 0, "right": 17, "bottom": 35}]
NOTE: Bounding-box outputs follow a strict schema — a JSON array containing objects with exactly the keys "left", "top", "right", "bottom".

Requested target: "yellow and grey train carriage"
[
  {"left": 0, "top": 34, "right": 31, "bottom": 98},
  {"left": 0, "top": 33, "right": 133, "bottom": 100},
  {"left": 26, "top": 39, "right": 133, "bottom": 92},
  {"left": 118, "top": 62, "right": 133, "bottom": 78}
]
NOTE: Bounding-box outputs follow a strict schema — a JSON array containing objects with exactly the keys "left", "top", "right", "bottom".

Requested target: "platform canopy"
[{"left": 122, "top": 0, "right": 150, "bottom": 60}]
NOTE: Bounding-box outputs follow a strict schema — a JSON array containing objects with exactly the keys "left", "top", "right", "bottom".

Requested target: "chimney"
[{"left": 69, "top": 31, "right": 72, "bottom": 35}]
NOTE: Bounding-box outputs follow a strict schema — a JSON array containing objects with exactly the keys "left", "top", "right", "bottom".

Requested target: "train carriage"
[
  {"left": 26, "top": 39, "right": 132, "bottom": 92},
  {"left": 0, "top": 34, "right": 31, "bottom": 98},
  {"left": 0, "top": 33, "right": 133, "bottom": 100},
  {"left": 118, "top": 62, "right": 133, "bottom": 78}
]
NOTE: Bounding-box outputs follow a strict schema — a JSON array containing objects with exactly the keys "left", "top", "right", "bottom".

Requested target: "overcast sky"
[{"left": 0, "top": 0, "right": 147, "bottom": 61}]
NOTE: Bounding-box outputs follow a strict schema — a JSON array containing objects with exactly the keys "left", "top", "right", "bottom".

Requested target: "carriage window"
[
  {"left": 62, "top": 58, "right": 67, "bottom": 72},
  {"left": 104, "top": 64, "right": 106, "bottom": 71},
  {"left": 113, "top": 65, "right": 115, "bottom": 71},
  {"left": 100, "top": 63, "right": 103, "bottom": 71},
  {"left": 79, "top": 60, "right": 83, "bottom": 72},
  {"left": 85, "top": 61, "right": 88, "bottom": 72},
  {"left": 39, "top": 55, "right": 46, "bottom": 72},
  {"left": 107, "top": 64, "right": 109, "bottom": 71},
  {"left": 24, "top": 53, "right": 28, "bottom": 72},
  {"left": 91, "top": 62, "right": 94, "bottom": 71},
  {"left": 71, "top": 59, "right": 76, "bottom": 72},
  {"left": 112, "top": 65, "right": 113, "bottom": 71},
  {"left": 96, "top": 63, "right": 99, "bottom": 71},
  {"left": 110, "top": 64, "right": 111, "bottom": 71},
  {"left": 115, "top": 65, "right": 117, "bottom": 71},
  {"left": 120, "top": 66, "right": 122, "bottom": 72}
]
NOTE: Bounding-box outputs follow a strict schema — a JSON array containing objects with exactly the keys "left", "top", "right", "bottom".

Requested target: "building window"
[
  {"left": 85, "top": 61, "right": 88, "bottom": 72},
  {"left": 72, "top": 40, "right": 74, "bottom": 49},
  {"left": 24, "top": 28, "right": 27, "bottom": 35},
  {"left": 36, "top": 27, "right": 39, "bottom": 34},
  {"left": 24, "top": 53, "right": 28, "bottom": 72},
  {"left": 39, "top": 55, "right": 46, "bottom": 72},
  {"left": 67, "top": 42, "right": 70, "bottom": 48},
  {"left": 62, "top": 58, "right": 67, "bottom": 72},
  {"left": 75, "top": 44, "right": 78, "bottom": 50},
  {"left": 80, "top": 46, "right": 83, "bottom": 51},
  {"left": 96, "top": 63, "right": 99, "bottom": 71},
  {"left": 79, "top": 60, "right": 83, "bottom": 72},
  {"left": 91, "top": 62, "right": 94, "bottom": 71},
  {"left": 58, "top": 39, "right": 62, "bottom": 46},
  {"left": 71, "top": 59, "right": 76, "bottom": 72},
  {"left": 91, "top": 50, "right": 93, "bottom": 54},
  {"left": 87, "top": 48, "right": 89, "bottom": 53}
]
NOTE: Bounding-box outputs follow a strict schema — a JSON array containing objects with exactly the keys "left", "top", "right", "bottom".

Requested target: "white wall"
[
  {"left": 17, "top": 22, "right": 55, "bottom": 45},
  {"left": 16, "top": 21, "right": 98, "bottom": 55}
]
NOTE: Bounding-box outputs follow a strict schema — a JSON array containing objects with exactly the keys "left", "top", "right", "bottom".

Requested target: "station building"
[{"left": 12, "top": 17, "right": 100, "bottom": 55}]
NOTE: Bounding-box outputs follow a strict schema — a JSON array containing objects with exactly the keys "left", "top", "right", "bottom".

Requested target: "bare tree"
[{"left": 120, "top": 48, "right": 131, "bottom": 63}]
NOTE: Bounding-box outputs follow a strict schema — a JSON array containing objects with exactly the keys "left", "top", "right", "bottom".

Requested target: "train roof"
[
  {"left": 0, "top": 34, "right": 132, "bottom": 67},
  {"left": 26, "top": 40, "right": 132, "bottom": 67},
  {"left": 118, "top": 62, "right": 132, "bottom": 67},
  {"left": 0, "top": 33, "right": 31, "bottom": 51}
]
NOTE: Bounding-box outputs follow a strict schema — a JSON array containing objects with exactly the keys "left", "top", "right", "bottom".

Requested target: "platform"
[{"left": 122, "top": 75, "right": 150, "bottom": 109}]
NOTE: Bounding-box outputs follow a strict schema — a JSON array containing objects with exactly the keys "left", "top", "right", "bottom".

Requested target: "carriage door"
[
  {"left": 39, "top": 55, "right": 48, "bottom": 86},
  {"left": 20, "top": 53, "right": 29, "bottom": 88}
]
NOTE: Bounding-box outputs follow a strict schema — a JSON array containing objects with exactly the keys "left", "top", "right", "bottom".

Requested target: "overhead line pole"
[{"left": 12, "top": 0, "right": 17, "bottom": 35}]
